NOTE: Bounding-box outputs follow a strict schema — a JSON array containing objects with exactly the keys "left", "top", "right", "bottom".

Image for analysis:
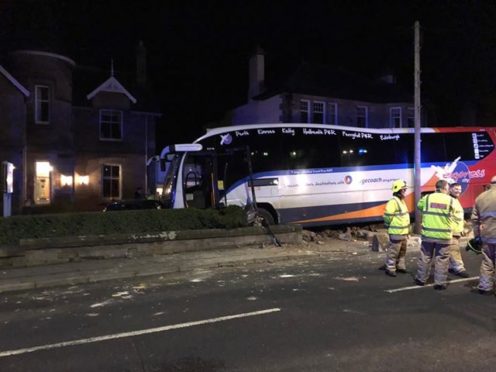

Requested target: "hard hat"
[
  {"left": 466, "top": 237, "right": 483, "bottom": 254},
  {"left": 392, "top": 179, "right": 407, "bottom": 193}
]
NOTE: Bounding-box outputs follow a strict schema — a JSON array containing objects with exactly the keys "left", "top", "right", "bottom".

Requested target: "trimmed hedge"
[{"left": 0, "top": 206, "right": 247, "bottom": 245}]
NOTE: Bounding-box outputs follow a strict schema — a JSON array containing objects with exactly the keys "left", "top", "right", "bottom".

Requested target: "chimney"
[
  {"left": 136, "top": 40, "right": 147, "bottom": 87},
  {"left": 248, "top": 46, "right": 265, "bottom": 99}
]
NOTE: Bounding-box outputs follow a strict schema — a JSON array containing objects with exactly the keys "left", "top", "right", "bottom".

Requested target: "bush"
[{"left": 0, "top": 206, "right": 248, "bottom": 245}]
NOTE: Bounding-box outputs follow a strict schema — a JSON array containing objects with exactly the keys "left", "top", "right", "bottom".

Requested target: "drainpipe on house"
[
  {"left": 144, "top": 115, "right": 148, "bottom": 195},
  {"left": 23, "top": 144, "right": 27, "bottom": 210}
]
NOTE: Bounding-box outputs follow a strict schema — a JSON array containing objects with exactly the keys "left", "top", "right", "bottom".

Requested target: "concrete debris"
[
  {"left": 302, "top": 225, "right": 378, "bottom": 245},
  {"left": 302, "top": 230, "right": 318, "bottom": 242},
  {"left": 407, "top": 236, "right": 421, "bottom": 251},
  {"left": 338, "top": 227, "right": 353, "bottom": 241}
]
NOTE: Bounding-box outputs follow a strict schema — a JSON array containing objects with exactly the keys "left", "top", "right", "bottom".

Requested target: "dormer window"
[
  {"left": 35, "top": 85, "right": 50, "bottom": 124},
  {"left": 390, "top": 107, "right": 402, "bottom": 128},
  {"left": 99, "top": 109, "right": 123, "bottom": 141},
  {"left": 356, "top": 106, "right": 368, "bottom": 127},
  {"left": 312, "top": 101, "right": 325, "bottom": 124}
]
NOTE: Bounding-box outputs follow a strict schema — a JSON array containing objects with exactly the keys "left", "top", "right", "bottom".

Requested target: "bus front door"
[{"left": 183, "top": 153, "right": 219, "bottom": 209}]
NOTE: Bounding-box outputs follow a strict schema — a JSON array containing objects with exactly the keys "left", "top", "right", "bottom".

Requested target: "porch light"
[
  {"left": 60, "top": 175, "right": 73, "bottom": 187},
  {"left": 77, "top": 175, "right": 89, "bottom": 185}
]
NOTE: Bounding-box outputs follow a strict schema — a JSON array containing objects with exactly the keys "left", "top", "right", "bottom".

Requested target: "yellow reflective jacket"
[
  {"left": 383, "top": 196, "right": 410, "bottom": 237},
  {"left": 417, "top": 192, "right": 455, "bottom": 242},
  {"left": 451, "top": 197, "right": 464, "bottom": 236}
]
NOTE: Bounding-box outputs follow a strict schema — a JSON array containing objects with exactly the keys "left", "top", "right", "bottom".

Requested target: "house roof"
[
  {"left": 86, "top": 75, "right": 137, "bottom": 104},
  {"left": 254, "top": 62, "right": 412, "bottom": 103},
  {"left": 0, "top": 64, "right": 30, "bottom": 97},
  {"left": 72, "top": 64, "right": 161, "bottom": 113}
]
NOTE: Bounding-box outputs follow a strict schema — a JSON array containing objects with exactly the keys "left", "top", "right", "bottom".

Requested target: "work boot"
[
  {"left": 478, "top": 289, "right": 492, "bottom": 296},
  {"left": 414, "top": 278, "right": 425, "bottom": 286},
  {"left": 449, "top": 268, "right": 469, "bottom": 278},
  {"left": 434, "top": 284, "right": 447, "bottom": 290},
  {"left": 385, "top": 270, "right": 397, "bottom": 277}
]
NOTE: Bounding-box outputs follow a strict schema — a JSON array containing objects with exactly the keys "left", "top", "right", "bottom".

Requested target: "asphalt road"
[{"left": 1, "top": 246, "right": 495, "bottom": 372}]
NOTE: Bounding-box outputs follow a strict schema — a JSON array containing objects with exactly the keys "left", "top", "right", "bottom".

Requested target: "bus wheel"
[{"left": 256, "top": 208, "right": 275, "bottom": 225}]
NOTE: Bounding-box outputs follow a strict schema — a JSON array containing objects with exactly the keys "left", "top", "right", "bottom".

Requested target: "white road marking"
[
  {"left": 0, "top": 308, "right": 281, "bottom": 358},
  {"left": 385, "top": 276, "right": 479, "bottom": 293},
  {"left": 335, "top": 276, "right": 360, "bottom": 282}
]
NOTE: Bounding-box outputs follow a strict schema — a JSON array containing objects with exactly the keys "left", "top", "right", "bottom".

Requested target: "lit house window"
[
  {"left": 356, "top": 106, "right": 368, "bottom": 127},
  {"left": 390, "top": 107, "right": 402, "bottom": 128},
  {"left": 102, "top": 164, "right": 121, "bottom": 199},
  {"left": 100, "top": 110, "right": 123, "bottom": 140},
  {"left": 328, "top": 103, "right": 338, "bottom": 125},
  {"left": 312, "top": 101, "right": 325, "bottom": 124},
  {"left": 35, "top": 85, "right": 50, "bottom": 124},
  {"left": 300, "top": 100, "right": 310, "bottom": 123}
]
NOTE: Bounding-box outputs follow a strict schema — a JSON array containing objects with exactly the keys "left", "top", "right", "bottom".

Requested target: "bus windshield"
[{"left": 160, "top": 155, "right": 181, "bottom": 208}]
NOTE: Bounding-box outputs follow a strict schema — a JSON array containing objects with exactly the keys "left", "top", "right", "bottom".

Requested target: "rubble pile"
[{"left": 302, "top": 226, "right": 380, "bottom": 244}]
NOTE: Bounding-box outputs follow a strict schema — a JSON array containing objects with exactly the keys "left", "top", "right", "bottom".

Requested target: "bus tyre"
[{"left": 257, "top": 208, "right": 275, "bottom": 226}]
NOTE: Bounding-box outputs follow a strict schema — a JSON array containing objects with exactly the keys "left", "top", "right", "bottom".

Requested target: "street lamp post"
[{"left": 414, "top": 21, "right": 422, "bottom": 233}]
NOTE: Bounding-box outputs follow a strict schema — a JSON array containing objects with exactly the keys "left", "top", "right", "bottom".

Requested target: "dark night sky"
[{"left": 2, "top": 0, "right": 496, "bottom": 147}]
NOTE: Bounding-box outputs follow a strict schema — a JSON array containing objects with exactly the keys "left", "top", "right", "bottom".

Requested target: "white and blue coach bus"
[{"left": 157, "top": 123, "right": 496, "bottom": 227}]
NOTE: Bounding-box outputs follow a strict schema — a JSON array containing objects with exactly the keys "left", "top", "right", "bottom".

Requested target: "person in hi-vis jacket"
[
  {"left": 383, "top": 179, "right": 410, "bottom": 277},
  {"left": 415, "top": 179, "right": 456, "bottom": 290}
]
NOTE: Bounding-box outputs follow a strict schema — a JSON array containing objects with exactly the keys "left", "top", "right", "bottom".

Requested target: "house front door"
[{"left": 34, "top": 161, "right": 52, "bottom": 205}]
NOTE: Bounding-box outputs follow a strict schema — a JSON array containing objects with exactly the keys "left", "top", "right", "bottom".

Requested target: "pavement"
[{"left": 0, "top": 236, "right": 379, "bottom": 294}]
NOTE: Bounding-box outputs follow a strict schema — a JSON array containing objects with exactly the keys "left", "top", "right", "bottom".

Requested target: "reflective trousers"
[
  {"left": 478, "top": 243, "right": 496, "bottom": 292},
  {"left": 385, "top": 237, "right": 407, "bottom": 273},
  {"left": 415, "top": 241, "right": 451, "bottom": 285},
  {"left": 448, "top": 236, "right": 466, "bottom": 273}
]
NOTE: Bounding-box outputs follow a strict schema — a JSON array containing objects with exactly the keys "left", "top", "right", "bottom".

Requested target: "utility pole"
[{"left": 414, "top": 21, "right": 422, "bottom": 233}]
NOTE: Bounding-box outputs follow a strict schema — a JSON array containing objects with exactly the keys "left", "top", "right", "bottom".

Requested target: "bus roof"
[{"left": 197, "top": 123, "right": 491, "bottom": 142}]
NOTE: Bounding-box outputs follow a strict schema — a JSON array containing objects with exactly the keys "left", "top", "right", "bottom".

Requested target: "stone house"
[
  {"left": 0, "top": 48, "right": 160, "bottom": 215},
  {"left": 228, "top": 47, "right": 416, "bottom": 128}
]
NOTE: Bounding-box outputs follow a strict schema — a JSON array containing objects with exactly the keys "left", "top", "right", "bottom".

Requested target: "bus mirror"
[
  {"left": 173, "top": 144, "right": 203, "bottom": 152},
  {"left": 160, "top": 143, "right": 203, "bottom": 159}
]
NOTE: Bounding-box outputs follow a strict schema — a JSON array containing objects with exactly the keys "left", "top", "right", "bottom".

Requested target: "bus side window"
[
  {"left": 421, "top": 133, "right": 447, "bottom": 163},
  {"left": 283, "top": 130, "right": 341, "bottom": 170},
  {"left": 221, "top": 151, "right": 248, "bottom": 192},
  {"left": 339, "top": 134, "right": 382, "bottom": 167},
  {"left": 250, "top": 136, "right": 284, "bottom": 173},
  {"left": 445, "top": 132, "right": 488, "bottom": 161}
]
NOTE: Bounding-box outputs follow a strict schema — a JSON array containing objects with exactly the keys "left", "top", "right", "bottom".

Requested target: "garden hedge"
[{"left": 0, "top": 206, "right": 247, "bottom": 245}]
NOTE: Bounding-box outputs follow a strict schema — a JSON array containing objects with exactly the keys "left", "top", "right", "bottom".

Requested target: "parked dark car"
[{"left": 103, "top": 199, "right": 164, "bottom": 212}]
